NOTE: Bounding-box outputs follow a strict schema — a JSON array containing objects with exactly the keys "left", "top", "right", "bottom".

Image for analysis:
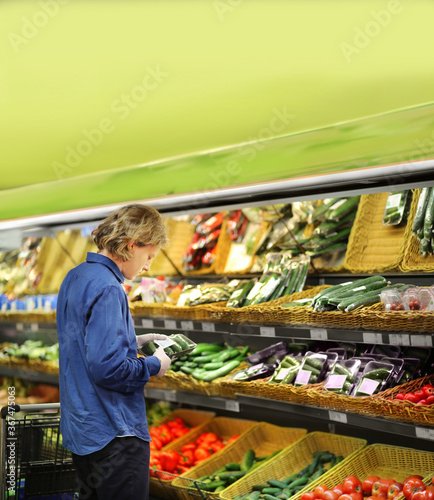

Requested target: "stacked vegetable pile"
[
  {"left": 412, "top": 187, "right": 434, "bottom": 256},
  {"left": 299, "top": 473, "right": 434, "bottom": 500},
  {"left": 232, "top": 451, "right": 343, "bottom": 500},
  {"left": 194, "top": 448, "right": 283, "bottom": 494},
  {"left": 169, "top": 342, "right": 249, "bottom": 382},
  {"left": 391, "top": 382, "right": 434, "bottom": 406},
  {"left": 227, "top": 253, "right": 310, "bottom": 308},
  {"left": 0, "top": 339, "right": 58, "bottom": 362},
  {"left": 228, "top": 340, "right": 432, "bottom": 400},
  {"left": 150, "top": 429, "right": 239, "bottom": 479}
]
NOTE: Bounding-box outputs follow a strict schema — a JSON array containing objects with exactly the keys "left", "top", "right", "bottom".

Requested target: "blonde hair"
[{"left": 92, "top": 204, "right": 169, "bottom": 261}]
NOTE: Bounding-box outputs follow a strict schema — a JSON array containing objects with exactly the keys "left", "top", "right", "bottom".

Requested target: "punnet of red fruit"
[
  {"left": 301, "top": 474, "right": 434, "bottom": 500},
  {"left": 390, "top": 384, "right": 434, "bottom": 406}
]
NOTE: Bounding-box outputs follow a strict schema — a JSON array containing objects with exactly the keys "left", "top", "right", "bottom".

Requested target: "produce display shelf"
[
  {"left": 144, "top": 387, "right": 434, "bottom": 449},
  {"left": 133, "top": 317, "right": 434, "bottom": 348},
  {"left": 0, "top": 365, "right": 59, "bottom": 385}
]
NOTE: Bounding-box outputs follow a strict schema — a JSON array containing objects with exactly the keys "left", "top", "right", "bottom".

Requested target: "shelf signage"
[
  {"left": 141, "top": 319, "right": 154, "bottom": 329},
  {"left": 225, "top": 400, "right": 240, "bottom": 412},
  {"left": 181, "top": 320, "right": 194, "bottom": 331},
  {"left": 388, "top": 334, "right": 410, "bottom": 346},
  {"left": 328, "top": 411, "right": 348, "bottom": 424},
  {"left": 363, "top": 332, "right": 383, "bottom": 344},
  {"left": 415, "top": 427, "right": 434, "bottom": 441},
  {"left": 259, "top": 326, "right": 276, "bottom": 337},
  {"left": 310, "top": 328, "right": 328, "bottom": 340},
  {"left": 410, "top": 335, "right": 433, "bottom": 347},
  {"left": 202, "top": 322, "right": 216, "bottom": 332},
  {"left": 164, "top": 320, "right": 177, "bottom": 330}
]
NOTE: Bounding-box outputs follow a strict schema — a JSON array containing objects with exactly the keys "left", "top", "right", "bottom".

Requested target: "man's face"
[{"left": 123, "top": 243, "right": 159, "bottom": 280}]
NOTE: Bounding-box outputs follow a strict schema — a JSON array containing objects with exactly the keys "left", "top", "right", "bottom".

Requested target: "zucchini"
[
  {"left": 294, "top": 260, "right": 310, "bottom": 293},
  {"left": 314, "top": 209, "right": 357, "bottom": 236},
  {"left": 283, "top": 263, "right": 302, "bottom": 296},
  {"left": 268, "top": 269, "right": 290, "bottom": 301},
  {"left": 240, "top": 449, "right": 256, "bottom": 472},
  {"left": 311, "top": 197, "right": 341, "bottom": 221},
  {"left": 423, "top": 187, "right": 434, "bottom": 240}
]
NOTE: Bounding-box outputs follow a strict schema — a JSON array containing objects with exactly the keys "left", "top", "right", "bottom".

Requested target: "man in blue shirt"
[{"left": 57, "top": 204, "right": 171, "bottom": 500}]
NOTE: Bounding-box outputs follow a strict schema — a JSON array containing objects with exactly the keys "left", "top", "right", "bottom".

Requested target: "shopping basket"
[{"left": 1, "top": 403, "right": 77, "bottom": 500}]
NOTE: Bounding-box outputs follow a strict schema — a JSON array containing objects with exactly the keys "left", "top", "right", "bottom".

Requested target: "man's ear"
[{"left": 127, "top": 240, "right": 135, "bottom": 250}]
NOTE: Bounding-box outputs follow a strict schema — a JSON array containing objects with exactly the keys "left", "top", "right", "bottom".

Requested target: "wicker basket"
[
  {"left": 164, "top": 361, "right": 249, "bottom": 397},
  {"left": 344, "top": 191, "right": 418, "bottom": 273},
  {"left": 149, "top": 416, "right": 257, "bottom": 499},
  {"left": 360, "top": 304, "right": 434, "bottom": 333},
  {"left": 206, "top": 285, "right": 329, "bottom": 325},
  {"left": 290, "top": 443, "right": 434, "bottom": 500},
  {"left": 150, "top": 408, "right": 215, "bottom": 436},
  {"left": 369, "top": 374, "right": 434, "bottom": 426},
  {"left": 401, "top": 188, "right": 434, "bottom": 271},
  {"left": 172, "top": 422, "right": 307, "bottom": 500},
  {"left": 220, "top": 431, "right": 367, "bottom": 500}
]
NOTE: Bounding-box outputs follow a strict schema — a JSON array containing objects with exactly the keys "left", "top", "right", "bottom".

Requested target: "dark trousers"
[{"left": 72, "top": 437, "right": 150, "bottom": 500}]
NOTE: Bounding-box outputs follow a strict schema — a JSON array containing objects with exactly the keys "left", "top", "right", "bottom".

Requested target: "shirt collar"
[{"left": 86, "top": 252, "right": 124, "bottom": 283}]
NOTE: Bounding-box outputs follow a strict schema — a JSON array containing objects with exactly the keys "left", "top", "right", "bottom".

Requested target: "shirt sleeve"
[{"left": 85, "top": 285, "right": 161, "bottom": 392}]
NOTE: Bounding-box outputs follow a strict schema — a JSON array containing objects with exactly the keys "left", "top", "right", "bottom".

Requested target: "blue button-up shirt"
[{"left": 57, "top": 252, "right": 160, "bottom": 455}]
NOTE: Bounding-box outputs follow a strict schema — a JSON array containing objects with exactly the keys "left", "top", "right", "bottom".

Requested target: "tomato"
[
  {"left": 333, "top": 485, "right": 344, "bottom": 497},
  {"left": 422, "top": 385, "right": 434, "bottom": 397},
  {"left": 323, "top": 490, "right": 340, "bottom": 500},
  {"left": 426, "top": 395, "right": 434, "bottom": 405},
  {"left": 343, "top": 476, "right": 363, "bottom": 494},
  {"left": 404, "top": 476, "right": 424, "bottom": 485},
  {"left": 388, "top": 482, "right": 404, "bottom": 499},
  {"left": 414, "top": 390, "right": 425, "bottom": 401},
  {"left": 314, "top": 484, "right": 329, "bottom": 499},
  {"left": 404, "top": 393, "right": 419, "bottom": 404},
  {"left": 425, "top": 486, "right": 434, "bottom": 500},
  {"left": 373, "top": 480, "right": 396, "bottom": 496},
  {"left": 403, "top": 479, "right": 426, "bottom": 500},
  {"left": 301, "top": 493, "right": 316, "bottom": 500},
  {"left": 227, "top": 434, "right": 240, "bottom": 445},
  {"left": 417, "top": 400, "right": 428, "bottom": 406},
  {"left": 363, "top": 476, "right": 381, "bottom": 495},
  {"left": 395, "top": 393, "right": 405, "bottom": 400},
  {"left": 412, "top": 491, "right": 427, "bottom": 500}
]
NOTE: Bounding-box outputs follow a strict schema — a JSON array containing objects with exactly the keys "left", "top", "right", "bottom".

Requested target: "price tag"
[
  {"left": 275, "top": 368, "right": 292, "bottom": 381},
  {"left": 202, "top": 322, "right": 215, "bottom": 332},
  {"left": 181, "top": 320, "right": 194, "bottom": 331},
  {"left": 164, "top": 320, "right": 177, "bottom": 331},
  {"left": 295, "top": 369, "right": 311, "bottom": 385},
  {"left": 16, "top": 323, "right": 24, "bottom": 331},
  {"left": 415, "top": 427, "right": 434, "bottom": 440},
  {"left": 155, "top": 338, "right": 175, "bottom": 348},
  {"left": 363, "top": 332, "right": 383, "bottom": 344},
  {"left": 141, "top": 319, "right": 154, "bottom": 329},
  {"left": 260, "top": 326, "right": 275, "bottom": 337},
  {"left": 325, "top": 374, "right": 347, "bottom": 390},
  {"left": 357, "top": 378, "right": 380, "bottom": 396},
  {"left": 310, "top": 328, "right": 328, "bottom": 340},
  {"left": 389, "top": 334, "right": 410, "bottom": 346},
  {"left": 411, "top": 335, "right": 433, "bottom": 347},
  {"left": 164, "top": 391, "right": 177, "bottom": 402},
  {"left": 225, "top": 400, "right": 240, "bottom": 412},
  {"left": 30, "top": 323, "right": 39, "bottom": 332},
  {"left": 329, "top": 411, "right": 348, "bottom": 424}
]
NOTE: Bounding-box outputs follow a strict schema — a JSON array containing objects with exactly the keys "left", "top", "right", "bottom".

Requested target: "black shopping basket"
[{"left": 1, "top": 403, "right": 77, "bottom": 500}]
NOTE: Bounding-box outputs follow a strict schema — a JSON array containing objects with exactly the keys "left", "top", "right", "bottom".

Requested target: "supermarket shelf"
[
  {"left": 144, "top": 387, "right": 434, "bottom": 446},
  {"left": 0, "top": 365, "right": 59, "bottom": 385},
  {"left": 133, "top": 317, "right": 434, "bottom": 347}
]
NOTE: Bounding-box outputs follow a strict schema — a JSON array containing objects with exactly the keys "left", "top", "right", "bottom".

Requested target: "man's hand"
[
  {"left": 136, "top": 333, "right": 168, "bottom": 348},
  {"left": 154, "top": 346, "right": 171, "bottom": 377}
]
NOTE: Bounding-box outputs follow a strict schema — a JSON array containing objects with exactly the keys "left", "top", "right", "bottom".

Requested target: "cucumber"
[
  {"left": 197, "top": 358, "right": 242, "bottom": 382},
  {"left": 303, "top": 356, "right": 323, "bottom": 370},
  {"left": 325, "top": 196, "right": 360, "bottom": 221},
  {"left": 189, "top": 343, "right": 223, "bottom": 356},
  {"left": 216, "top": 471, "right": 246, "bottom": 481},
  {"left": 227, "top": 279, "right": 256, "bottom": 308},
  {"left": 364, "top": 367, "right": 391, "bottom": 379},
  {"left": 240, "top": 449, "right": 256, "bottom": 472},
  {"left": 423, "top": 187, "right": 434, "bottom": 240},
  {"left": 225, "top": 462, "right": 242, "bottom": 471},
  {"left": 294, "top": 260, "right": 310, "bottom": 293},
  {"left": 268, "top": 479, "right": 289, "bottom": 489},
  {"left": 307, "top": 241, "right": 348, "bottom": 258},
  {"left": 283, "top": 263, "right": 302, "bottom": 296},
  {"left": 314, "top": 209, "right": 357, "bottom": 236},
  {"left": 311, "top": 198, "right": 341, "bottom": 221},
  {"left": 268, "top": 268, "right": 290, "bottom": 301},
  {"left": 310, "top": 227, "right": 352, "bottom": 251},
  {"left": 342, "top": 290, "right": 385, "bottom": 312}
]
